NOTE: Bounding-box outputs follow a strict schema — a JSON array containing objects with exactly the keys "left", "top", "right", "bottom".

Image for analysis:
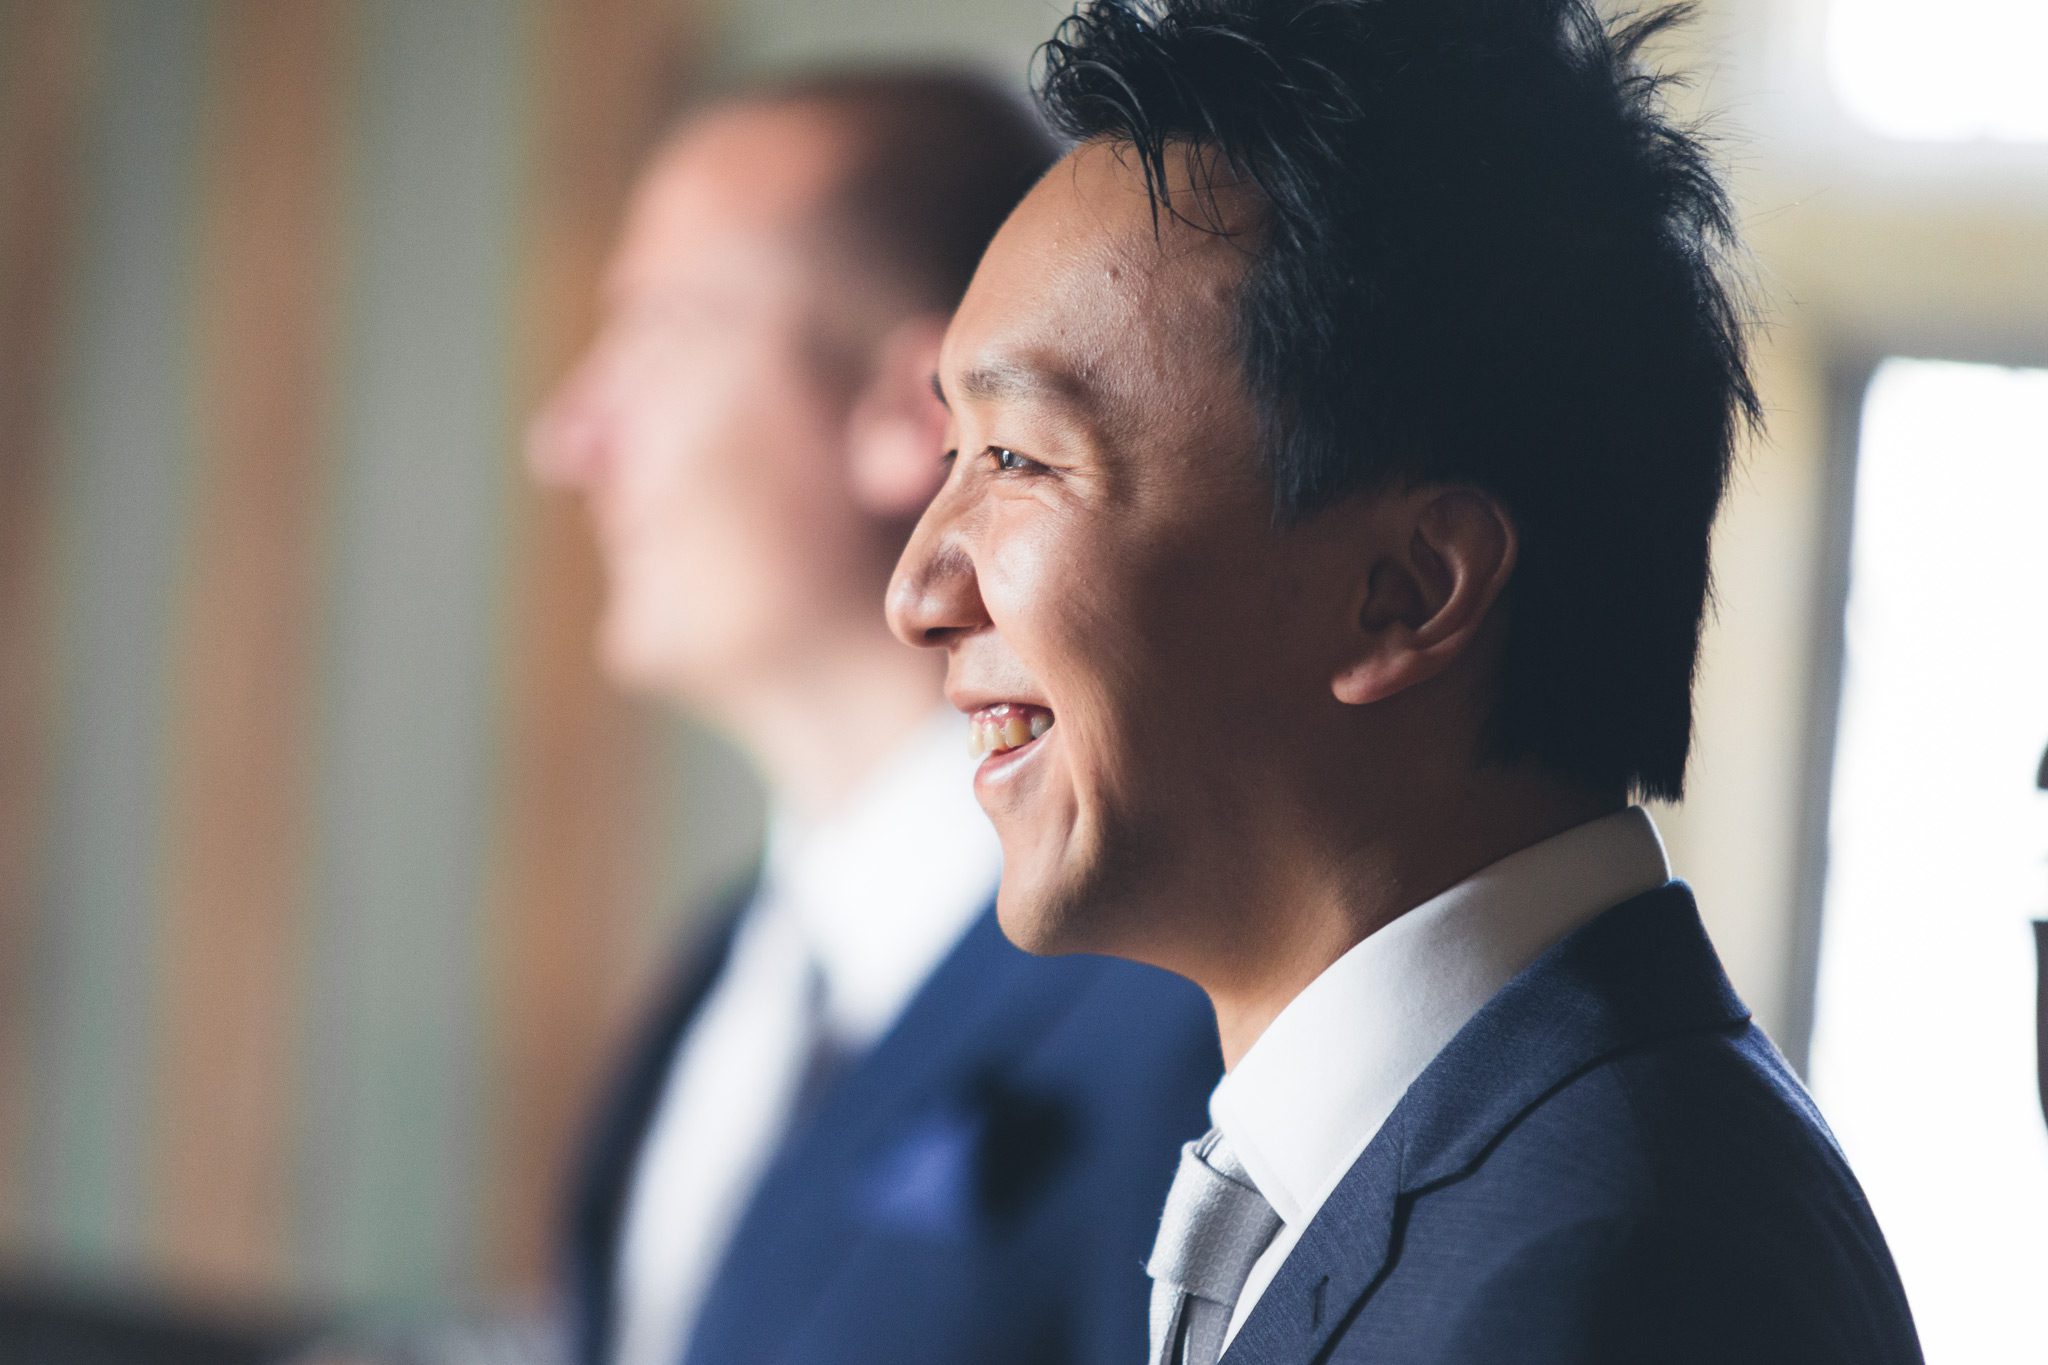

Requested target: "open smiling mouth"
[{"left": 968, "top": 702, "right": 1055, "bottom": 762}]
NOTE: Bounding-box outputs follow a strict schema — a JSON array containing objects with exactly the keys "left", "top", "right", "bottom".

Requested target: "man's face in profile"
[
  {"left": 532, "top": 107, "right": 882, "bottom": 703},
  {"left": 890, "top": 145, "right": 1358, "bottom": 973}
]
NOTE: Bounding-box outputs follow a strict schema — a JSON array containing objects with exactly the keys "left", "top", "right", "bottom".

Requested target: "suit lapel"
[
  {"left": 1221, "top": 1136, "right": 1405, "bottom": 1365},
  {"left": 1222, "top": 883, "right": 1750, "bottom": 1364},
  {"left": 683, "top": 904, "right": 1108, "bottom": 1365}
]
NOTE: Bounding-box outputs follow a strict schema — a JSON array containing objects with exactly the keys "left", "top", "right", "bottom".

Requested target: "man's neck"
[
  {"left": 1203, "top": 782, "right": 1621, "bottom": 1069},
  {"left": 701, "top": 636, "right": 947, "bottom": 820}
]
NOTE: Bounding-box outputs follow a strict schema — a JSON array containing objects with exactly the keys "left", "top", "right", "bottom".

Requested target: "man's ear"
[
  {"left": 1331, "top": 486, "right": 1517, "bottom": 706},
  {"left": 846, "top": 314, "right": 950, "bottom": 519}
]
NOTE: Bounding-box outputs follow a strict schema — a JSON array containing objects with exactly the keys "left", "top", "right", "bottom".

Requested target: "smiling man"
[{"left": 888, "top": 3, "right": 1923, "bottom": 1363}]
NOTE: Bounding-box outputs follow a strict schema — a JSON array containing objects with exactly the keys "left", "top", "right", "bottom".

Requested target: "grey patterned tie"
[{"left": 1146, "top": 1128, "right": 1282, "bottom": 1365}]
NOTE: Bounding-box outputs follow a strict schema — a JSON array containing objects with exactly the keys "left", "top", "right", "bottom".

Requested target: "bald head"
[
  {"left": 711, "top": 69, "right": 1058, "bottom": 318},
  {"left": 531, "top": 69, "right": 1053, "bottom": 728}
]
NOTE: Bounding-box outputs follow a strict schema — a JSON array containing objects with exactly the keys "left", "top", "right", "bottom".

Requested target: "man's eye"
[{"left": 988, "top": 447, "right": 1042, "bottom": 473}]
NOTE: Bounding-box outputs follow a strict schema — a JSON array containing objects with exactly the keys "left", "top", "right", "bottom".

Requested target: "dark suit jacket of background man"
[
  {"left": 564, "top": 892, "right": 1220, "bottom": 1365},
  {"left": 1218, "top": 883, "right": 1923, "bottom": 1365}
]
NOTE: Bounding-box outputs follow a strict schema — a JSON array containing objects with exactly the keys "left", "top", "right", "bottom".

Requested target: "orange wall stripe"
[
  {"left": 148, "top": 0, "right": 349, "bottom": 1305},
  {"left": 480, "top": 0, "right": 704, "bottom": 1300},
  {"left": 0, "top": 0, "right": 101, "bottom": 1248}
]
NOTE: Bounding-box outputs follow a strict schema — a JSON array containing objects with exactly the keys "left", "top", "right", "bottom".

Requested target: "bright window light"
[
  {"left": 1828, "top": 0, "right": 2048, "bottom": 141},
  {"left": 1809, "top": 358, "right": 2048, "bottom": 1365}
]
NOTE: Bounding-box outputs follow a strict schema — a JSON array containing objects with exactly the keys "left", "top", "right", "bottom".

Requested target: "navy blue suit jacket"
[
  {"left": 1222, "top": 883, "right": 1922, "bottom": 1365},
  {"left": 564, "top": 894, "right": 1220, "bottom": 1365}
]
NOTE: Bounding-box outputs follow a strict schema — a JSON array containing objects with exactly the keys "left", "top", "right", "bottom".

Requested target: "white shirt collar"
[
  {"left": 1210, "top": 806, "right": 1671, "bottom": 1228},
  {"left": 757, "top": 707, "right": 1001, "bottom": 1048}
]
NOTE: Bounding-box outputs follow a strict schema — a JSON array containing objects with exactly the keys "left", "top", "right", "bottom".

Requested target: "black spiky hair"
[{"left": 1036, "top": 0, "right": 1759, "bottom": 803}]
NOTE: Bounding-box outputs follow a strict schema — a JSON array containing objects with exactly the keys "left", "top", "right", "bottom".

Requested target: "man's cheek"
[
  {"left": 976, "top": 519, "right": 1084, "bottom": 669},
  {"left": 979, "top": 512, "right": 1063, "bottom": 601}
]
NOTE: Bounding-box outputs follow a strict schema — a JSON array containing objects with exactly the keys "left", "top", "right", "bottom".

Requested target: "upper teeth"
[{"left": 969, "top": 705, "right": 1053, "bottom": 759}]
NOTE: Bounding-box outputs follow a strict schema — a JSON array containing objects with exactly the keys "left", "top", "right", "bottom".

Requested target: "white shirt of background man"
[{"left": 611, "top": 709, "right": 1002, "bottom": 1365}]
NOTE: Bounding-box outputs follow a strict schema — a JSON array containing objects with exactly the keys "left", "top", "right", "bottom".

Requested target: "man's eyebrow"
[{"left": 939, "top": 356, "right": 1094, "bottom": 411}]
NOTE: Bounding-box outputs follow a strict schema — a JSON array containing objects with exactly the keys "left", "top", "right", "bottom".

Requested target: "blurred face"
[
  {"left": 888, "top": 145, "right": 1358, "bottom": 968},
  {"left": 531, "top": 107, "right": 885, "bottom": 703}
]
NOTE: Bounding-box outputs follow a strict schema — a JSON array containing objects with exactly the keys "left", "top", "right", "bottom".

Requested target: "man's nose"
[
  {"left": 887, "top": 502, "right": 986, "bottom": 651},
  {"left": 526, "top": 361, "right": 606, "bottom": 490}
]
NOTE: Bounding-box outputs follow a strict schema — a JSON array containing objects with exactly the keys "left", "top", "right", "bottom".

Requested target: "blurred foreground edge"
[
  {"left": 2035, "top": 920, "right": 2048, "bottom": 1139},
  {"left": 0, "top": 1276, "right": 314, "bottom": 1364}
]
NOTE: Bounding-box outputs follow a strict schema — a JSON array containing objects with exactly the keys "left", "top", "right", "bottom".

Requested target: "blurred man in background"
[{"left": 526, "top": 69, "right": 1219, "bottom": 1365}]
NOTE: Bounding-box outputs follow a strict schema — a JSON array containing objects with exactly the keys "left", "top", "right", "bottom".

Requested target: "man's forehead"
[
  {"left": 942, "top": 140, "right": 1252, "bottom": 403},
  {"left": 1030, "top": 141, "right": 1255, "bottom": 283},
  {"left": 652, "top": 103, "right": 854, "bottom": 209},
  {"left": 608, "top": 105, "right": 852, "bottom": 292}
]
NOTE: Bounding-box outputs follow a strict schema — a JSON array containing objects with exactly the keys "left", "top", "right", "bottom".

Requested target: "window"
[
  {"left": 1808, "top": 357, "right": 2048, "bottom": 1364},
  {"left": 1828, "top": 0, "right": 2048, "bottom": 141}
]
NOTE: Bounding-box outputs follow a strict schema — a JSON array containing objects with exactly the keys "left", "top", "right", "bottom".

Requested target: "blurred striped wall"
[{"left": 0, "top": 0, "right": 771, "bottom": 1318}]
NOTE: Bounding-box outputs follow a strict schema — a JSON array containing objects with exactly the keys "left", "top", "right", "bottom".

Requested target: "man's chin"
[
  {"left": 597, "top": 612, "right": 665, "bottom": 685},
  {"left": 992, "top": 879, "right": 1089, "bottom": 958},
  {"left": 992, "top": 848, "right": 1204, "bottom": 983},
  {"left": 991, "top": 865, "right": 1143, "bottom": 962},
  {"left": 597, "top": 614, "right": 712, "bottom": 700}
]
